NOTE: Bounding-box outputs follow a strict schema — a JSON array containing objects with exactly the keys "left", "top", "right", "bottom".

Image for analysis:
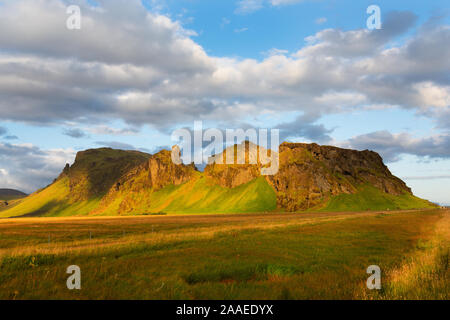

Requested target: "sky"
[{"left": 0, "top": 0, "right": 449, "bottom": 205}]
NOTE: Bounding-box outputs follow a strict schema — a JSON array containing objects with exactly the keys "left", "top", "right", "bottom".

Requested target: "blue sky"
[
  {"left": 149, "top": 0, "right": 449, "bottom": 58},
  {"left": 0, "top": 0, "right": 449, "bottom": 205}
]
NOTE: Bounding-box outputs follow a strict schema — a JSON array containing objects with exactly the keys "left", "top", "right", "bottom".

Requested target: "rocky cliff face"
[
  {"left": 147, "top": 149, "right": 197, "bottom": 190},
  {"left": 107, "top": 148, "right": 197, "bottom": 193},
  {"left": 95, "top": 148, "right": 197, "bottom": 214},
  {"left": 268, "top": 143, "right": 411, "bottom": 211},
  {"left": 58, "top": 148, "right": 151, "bottom": 202},
  {"left": 3, "top": 143, "right": 432, "bottom": 218},
  {"left": 204, "top": 142, "right": 268, "bottom": 188},
  {"left": 30, "top": 142, "right": 417, "bottom": 214},
  {"left": 204, "top": 142, "right": 412, "bottom": 211}
]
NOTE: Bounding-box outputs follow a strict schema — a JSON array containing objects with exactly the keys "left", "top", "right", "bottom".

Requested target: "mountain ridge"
[
  {"left": 0, "top": 189, "right": 27, "bottom": 203},
  {"left": 0, "top": 188, "right": 27, "bottom": 197},
  {"left": 0, "top": 142, "right": 437, "bottom": 217}
]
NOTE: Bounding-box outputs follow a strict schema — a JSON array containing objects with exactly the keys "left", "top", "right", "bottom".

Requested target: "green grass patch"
[
  {"left": 0, "top": 177, "right": 101, "bottom": 218},
  {"left": 98, "top": 175, "right": 277, "bottom": 215},
  {"left": 319, "top": 185, "right": 436, "bottom": 212}
]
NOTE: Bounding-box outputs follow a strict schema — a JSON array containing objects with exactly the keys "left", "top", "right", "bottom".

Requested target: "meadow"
[{"left": 0, "top": 209, "right": 448, "bottom": 299}]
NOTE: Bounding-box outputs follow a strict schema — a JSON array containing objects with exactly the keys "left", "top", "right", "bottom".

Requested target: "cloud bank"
[
  {"left": 0, "top": 0, "right": 449, "bottom": 192},
  {"left": 0, "top": 143, "right": 75, "bottom": 193},
  {"left": 0, "top": 1, "right": 448, "bottom": 133}
]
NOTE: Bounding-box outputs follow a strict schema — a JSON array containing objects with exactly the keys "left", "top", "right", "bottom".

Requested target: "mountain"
[
  {"left": 0, "top": 189, "right": 27, "bottom": 210},
  {"left": 0, "top": 143, "right": 436, "bottom": 217},
  {"left": 205, "top": 142, "right": 426, "bottom": 211},
  {"left": 0, "top": 189, "right": 27, "bottom": 199}
]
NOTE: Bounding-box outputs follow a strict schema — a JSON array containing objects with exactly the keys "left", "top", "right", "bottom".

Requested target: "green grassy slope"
[
  {"left": 1, "top": 171, "right": 437, "bottom": 218},
  {"left": 150, "top": 175, "right": 277, "bottom": 214},
  {"left": 0, "top": 148, "right": 151, "bottom": 218},
  {"left": 0, "top": 177, "right": 100, "bottom": 218},
  {"left": 1, "top": 175, "right": 278, "bottom": 217},
  {"left": 1, "top": 178, "right": 436, "bottom": 217},
  {"left": 317, "top": 185, "right": 436, "bottom": 212},
  {"left": 98, "top": 175, "right": 278, "bottom": 215}
]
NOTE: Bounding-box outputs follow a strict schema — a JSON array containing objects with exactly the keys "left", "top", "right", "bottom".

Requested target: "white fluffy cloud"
[
  {"left": 342, "top": 131, "right": 450, "bottom": 162},
  {"left": 0, "top": 1, "right": 447, "bottom": 132},
  {"left": 0, "top": 143, "right": 75, "bottom": 193}
]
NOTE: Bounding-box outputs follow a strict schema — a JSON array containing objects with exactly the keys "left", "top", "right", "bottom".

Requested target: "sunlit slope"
[
  {"left": 1, "top": 175, "right": 277, "bottom": 217},
  {"left": 0, "top": 177, "right": 101, "bottom": 218},
  {"left": 317, "top": 185, "right": 436, "bottom": 212},
  {"left": 150, "top": 175, "right": 277, "bottom": 214},
  {"left": 97, "top": 175, "right": 277, "bottom": 215},
  {"left": 0, "top": 145, "right": 438, "bottom": 218},
  {"left": 0, "top": 148, "right": 150, "bottom": 218},
  {"left": 0, "top": 175, "right": 435, "bottom": 217}
]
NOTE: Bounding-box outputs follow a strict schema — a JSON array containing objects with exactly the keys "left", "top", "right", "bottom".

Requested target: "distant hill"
[
  {"left": 0, "top": 189, "right": 27, "bottom": 201},
  {"left": 0, "top": 143, "right": 437, "bottom": 218}
]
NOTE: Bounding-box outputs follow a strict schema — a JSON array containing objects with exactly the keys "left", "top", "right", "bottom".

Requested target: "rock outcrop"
[
  {"left": 267, "top": 142, "right": 411, "bottom": 211},
  {"left": 58, "top": 148, "right": 151, "bottom": 202},
  {"left": 147, "top": 149, "right": 197, "bottom": 190},
  {"left": 204, "top": 141, "right": 270, "bottom": 188},
  {"left": 94, "top": 148, "right": 197, "bottom": 214},
  {"left": 5, "top": 142, "right": 427, "bottom": 217},
  {"left": 204, "top": 142, "right": 412, "bottom": 211}
]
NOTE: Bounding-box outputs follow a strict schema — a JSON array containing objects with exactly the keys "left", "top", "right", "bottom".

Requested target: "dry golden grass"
[
  {"left": 0, "top": 211, "right": 384, "bottom": 257},
  {"left": 365, "top": 210, "right": 449, "bottom": 299},
  {"left": 0, "top": 209, "right": 447, "bottom": 299}
]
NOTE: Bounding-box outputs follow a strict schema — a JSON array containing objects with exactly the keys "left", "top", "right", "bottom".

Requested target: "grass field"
[{"left": 0, "top": 209, "right": 448, "bottom": 299}]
